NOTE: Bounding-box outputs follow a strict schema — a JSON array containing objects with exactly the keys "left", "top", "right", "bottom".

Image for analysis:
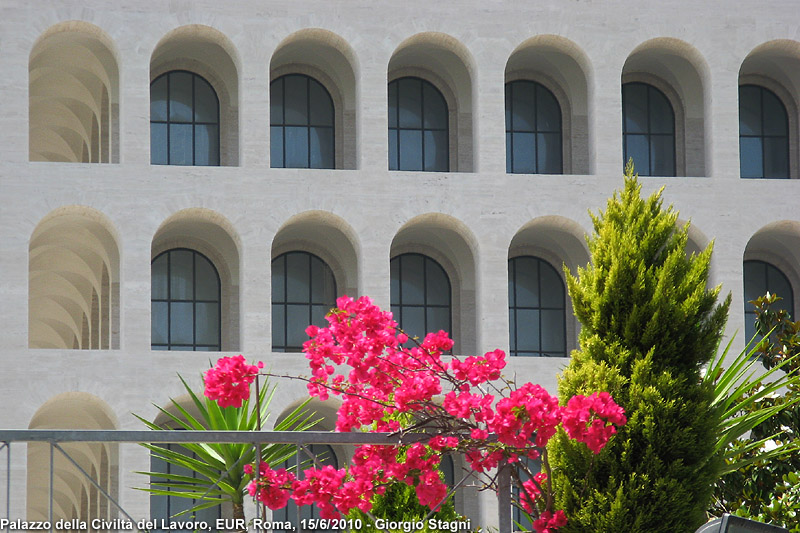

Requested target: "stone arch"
[
  {"left": 29, "top": 21, "right": 119, "bottom": 163},
  {"left": 390, "top": 213, "right": 478, "bottom": 353},
  {"left": 622, "top": 37, "right": 710, "bottom": 176},
  {"left": 270, "top": 29, "right": 358, "bottom": 169},
  {"left": 152, "top": 208, "right": 241, "bottom": 350},
  {"left": 29, "top": 207, "right": 120, "bottom": 350},
  {"left": 388, "top": 32, "right": 475, "bottom": 172},
  {"left": 150, "top": 25, "right": 241, "bottom": 165},
  {"left": 505, "top": 35, "right": 592, "bottom": 174},
  {"left": 739, "top": 40, "right": 800, "bottom": 179},
  {"left": 27, "top": 393, "right": 118, "bottom": 522}
]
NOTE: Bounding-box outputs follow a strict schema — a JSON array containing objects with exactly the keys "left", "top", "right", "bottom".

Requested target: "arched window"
[
  {"left": 273, "top": 445, "right": 338, "bottom": 530},
  {"left": 390, "top": 253, "right": 451, "bottom": 341},
  {"left": 151, "top": 249, "right": 221, "bottom": 351},
  {"left": 270, "top": 74, "right": 335, "bottom": 169},
  {"left": 272, "top": 252, "right": 337, "bottom": 352},
  {"left": 622, "top": 82, "right": 675, "bottom": 176},
  {"left": 508, "top": 256, "right": 566, "bottom": 357},
  {"left": 505, "top": 81, "right": 562, "bottom": 174},
  {"left": 739, "top": 85, "right": 789, "bottom": 179},
  {"left": 743, "top": 260, "right": 794, "bottom": 342},
  {"left": 388, "top": 77, "right": 449, "bottom": 172},
  {"left": 151, "top": 71, "right": 220, "bottom": 166}
]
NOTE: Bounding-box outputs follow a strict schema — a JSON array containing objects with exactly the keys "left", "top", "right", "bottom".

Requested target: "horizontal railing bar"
[{"left": 0, "top": 429, "right": 432, "bottom": 445}]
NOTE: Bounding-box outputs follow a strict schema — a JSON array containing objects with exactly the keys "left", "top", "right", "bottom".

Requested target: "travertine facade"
[{"left": 1, "top": 0, "right": 800, "bottom": 528}]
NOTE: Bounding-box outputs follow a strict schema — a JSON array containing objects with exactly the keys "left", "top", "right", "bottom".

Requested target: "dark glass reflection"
[
  {"left": 508, "top": 256, "right": 566, "bottom": 357},
  {"left": 622, "top": 82, "right": 675, "bottom": 176},
  {"left": 150, "top": 71, "right": 219, "bottom": 166},
  {"left": 505, "top": 81, "right": 563, "bottom": 174},
  {"left": 388, "top": 77, "right": 449, "bottom": 171},
  {"left": 391, "top": 253, "right": 451, "bottom": 342},
  {"left": 739, "top": 85, "right": 789, "bottom": 179},
  {"left": 743, "top": 260, "right": 794, "bottom": 343}
]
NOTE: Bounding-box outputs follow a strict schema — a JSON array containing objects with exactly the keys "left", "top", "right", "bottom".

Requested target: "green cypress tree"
[{"left": 548, "top": 165, "right": 730, "bottom": 532}]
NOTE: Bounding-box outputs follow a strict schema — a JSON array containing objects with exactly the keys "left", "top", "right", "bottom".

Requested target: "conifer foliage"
[{"left": 549, "top": 165, "right": 730, "bottom": 532}]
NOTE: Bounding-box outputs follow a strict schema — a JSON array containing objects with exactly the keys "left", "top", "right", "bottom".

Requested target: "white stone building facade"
[{"left": 1, "top": 0, "right": 800, "bottom": 529}]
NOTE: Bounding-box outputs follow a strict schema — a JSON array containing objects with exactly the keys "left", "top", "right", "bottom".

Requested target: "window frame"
[
  {"left": 743, "top": 259, "right": 795, "bottom": 343},
  {"left": 270, "top": 73, "right": 336, "bottom": 169},
  {"left": 622, "top": 81, "right": 676, "bottom": 177},
  {"left": 390, "top": 252, "right": 452, "bottom": 342},
  {"left": 150, "top": 70, "right": 220, "bottom": 166},
  {"left": 739, "top": 84, "right": 790, "bottom": 179},
  {"left": 508, "top": 256, "right": 567, "bottom": 357},
  {"left": 505, "top": 80, "right": 563, "bottom": 174},
  {"left": 388, "top": 76, "right": 450, "bottom": 172},
  {"left": 271, "top": 251, "right": 338, "bottom": 353},
  {"left": 151, "top": 248, "right": 222, "bottom": 351}
]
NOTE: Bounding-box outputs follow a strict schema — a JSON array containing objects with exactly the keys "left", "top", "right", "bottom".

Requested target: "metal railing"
[{"left": 0, "top": 430, "right": 512, "bottom": 533}]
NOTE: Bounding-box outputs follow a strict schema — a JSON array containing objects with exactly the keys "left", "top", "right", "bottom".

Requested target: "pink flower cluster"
[
  {"left": 203, "top": 296, "right": 627, "bottom": 533},
  {"left": 203, "top": 354, "right": 263, "bottom": 408}
]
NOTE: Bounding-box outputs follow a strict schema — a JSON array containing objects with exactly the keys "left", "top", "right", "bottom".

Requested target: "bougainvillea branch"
[{"left": 203, "top": 295, "right": 626, "bottom": 533}]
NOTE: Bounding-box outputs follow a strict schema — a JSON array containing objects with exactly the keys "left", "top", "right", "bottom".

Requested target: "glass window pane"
[
  {"left": 762, "top": 89, "right": 787, "bottom": 136},
  {"left": 650, "top": 135, "right": 675, "bottom": 176},
  {"left": 767, "top": 266, "right": 792, "bottom": 308},
  {"left": 151, "top": 301, "right": 168, "bottom": 344},
  {"left": 272, "top": 303, "right": 285, "bottom": 349},
  {"left": 310, "top": 257, "right": 335, "bottom": 303},
  {"left": 648, "top": 89, "right": 674, "bottom": 134},
  {"left": 284, "top": 75, "right": 309, "bottom": 126},
  {"left": 151, "top": 75, "right": 168, "bottom": 122},
  {"left": 194, "top": 78, "right": 218, "bottom": 123},
  {"left": 506, "top": 132, "right": 512, "bottom": 173},
  {"left": 169, "top": 72, "right": 193, "bottom": 123},
  {"left": 764, "top": 137, "right": 789, "bottom": 179},
  {"left": 541, "top": 309, "right": 565, "bottom": 354},
  {"left": 401, "top": 306, "right": 425, "bottom": 340},
  {"left": 270, "top": 78, "right": 284, "bottom": 126},
  {"left": 287, "top": 304, "right": 310, "bottom": 348},
  {"left": 285, "top": 126, "right": 309, "bottom": 168},
  {"left": 150, "top": 123, "right": 168, "bottom": 165},
  {"left": 512, "top": 81, "right": 536, "bottom": 131},
  {"left": 740, "top": 137, "right": 763, "bottom": 178},
  {"left": 516, "top": 309, "right": 540, "bottom": 352},
  {"left": 272, "top": 257, "right": 285, "bottom": 302},
  {"left": 509, "top": 308, "right": 517, "bottom": 352},
  {"left": 505, "top": 83, "right": 512, "bottom": 130},
  {"left": 623, "top": 83, "right": 648, "bottom": 133},
  {"left": 312, "top": 305, "right": 329, "bottom": 327},
  {"left": 513, "top": 257, "right": 539, "bottom": 308},
  {"left": 170, "top": 250, "right": 194, "bottom": 300},
  {"left": 426, "top": 259, "right": 449, "bottom": 305},
  {"left": 194, "top": 124, "right": 219, "bottom": 166},
  {"left": 310, "top": 127, "right": 334, "bottom": 169},
  {"left": 271, "top": 126, "right": 284, "bottom": 168},
  {"left": 170, "top": 302, "right": 194, "bottom": 345},
  {"left": 539, "top": 262, "right": 564, "bottom": 308},
  {"left": 399, "top": 130, "right": 423, "bottom": 171},
  {"left": 744, "top": 262, "right": 766, "bottom": 302},
  {"left": 388, "top": 129, "right": 398, "bottom": 170},
  {"left": 512, "top": 132, "right": 536, "bottom": 174},
  {"left": 423, "top": 82, "right": 447, "bottom": 129},
  {"left": 399, "top": 255, "right": 424, "bottom": 305},
  {"left": 195, "top": 302, "right": 220, "bottom": 345},
  {"left": 195, "top": 255, "right": 218, "bottom": 300},
  {"left": 536, "top": 86, "right": 560, "bottom": 132},
  {"left": 426, "top": 306, "right": 450, "bottom": 335},
  {"left": 286, "top": 253, "right": 310, "bottom": 302},
  {"left": 739, "top": 86, "right": 761, "bottom": 136},
  {"left": 625, "top": 134, "right": 650, "bottom": 175},
  {"left": 390, "top": 257, "right": 400, "bottom": 303},
  {"left": 424, "top": 130, "right": 448, "bottom": 172},
  {"left": 169, "top": 123, "right": 193, "bottom": 165},
  {"left": 398, "top": 78, "right": 422, "bottom": 129},
  {"left": 309, "top": 80, "right": 333, "bottom": 126},
  {"left": 388, "top": 81, "right": 398, "bottom": 128},
  {"left": 152, "top": 254, "right": 168, "bottom": 299},
  {"left": 537, "top": 132, "right": 562, "bottom": 174}
]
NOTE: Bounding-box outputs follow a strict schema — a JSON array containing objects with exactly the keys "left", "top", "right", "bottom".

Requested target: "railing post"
[{"left": 497, "top": 458, "right": 511, "bottom": 533}]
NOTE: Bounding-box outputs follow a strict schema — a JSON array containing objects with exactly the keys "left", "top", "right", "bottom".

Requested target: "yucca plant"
[{"left": 135, "top": 374, "right": 317, "bottom": 524}]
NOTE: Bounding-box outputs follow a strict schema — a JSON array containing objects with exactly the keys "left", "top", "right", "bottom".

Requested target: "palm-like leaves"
[
  {"left": 135, "top": 374, "right": 317, "bottom": 516},
  {"left": 705, "top": 333, "right": 800, "bottom": 476}
]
